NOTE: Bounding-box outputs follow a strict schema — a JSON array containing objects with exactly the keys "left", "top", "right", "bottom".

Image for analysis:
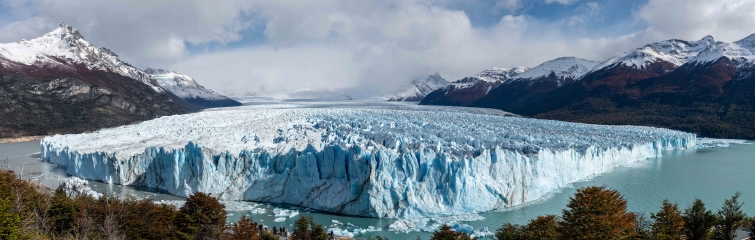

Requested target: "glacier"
[{"left": 40, "top": 102, "right": 696, "bottom": 219}]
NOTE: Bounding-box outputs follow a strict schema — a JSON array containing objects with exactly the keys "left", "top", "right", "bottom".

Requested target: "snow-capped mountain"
[
  {"left": 0, "top": 22, "right": 238, "bottom": 138},
  {"left": 421, "top": 67, "right": 528, "bottom": 106},
  {"left": 432, "top": 32, "right": 755, "bottom": 139},
  {"left": 0, "top": 22, "right": 163, "bottom": 93},
  {"left": 593, "top": 36, "right": 717, "bottom": 71},
  {"left": 475, "top": 66, "right": 530, "bottom": 82},
  {"left": 422, "top": 58, "right": 598, "bottom": 107},
  {"left": 144, "top": 68, "right": 241, "bottom": 108},
  {"left": 466, "top": 57, "right": 598, "bottom": 110},
  {"left": 514, "top": 57, "right": 598, "bottom": 83},
  {"left": 382, "top": 73, "right": 450, "bottom": 101}
]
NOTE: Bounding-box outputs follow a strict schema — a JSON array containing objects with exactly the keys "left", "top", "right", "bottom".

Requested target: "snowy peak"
[
  {"left": 145, "top": 68, "right": 231, "bottom": 101},
  {"left": 0, "top": 22, "right": 164, "bottom": 93},
  {"left": 734, "top": 33, "right": 755, "bottom": 50},
  {"left": 383, "top": 73, "right": 450, "bottom": 101},
  {"left": 474, "top": 66, "right": 529, "bottom": 82},
  {"left": 514, "top": 57, "right": 598, "bottom": 81},
  {"left": 594, "top": 37, "right": 717, "bottom": 71}
]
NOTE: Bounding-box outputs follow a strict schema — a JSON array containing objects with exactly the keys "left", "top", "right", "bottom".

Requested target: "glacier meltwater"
[{"left": 41, "top": 102, "right": 695, "bottom": 219}]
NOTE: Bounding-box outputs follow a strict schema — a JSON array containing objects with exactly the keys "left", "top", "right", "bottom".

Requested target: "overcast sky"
[{"left": 2, "top": 0, "right": 755, "bottom": 96}]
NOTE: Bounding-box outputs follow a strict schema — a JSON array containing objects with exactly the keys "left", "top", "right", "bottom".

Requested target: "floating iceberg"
[{"left": 41, "top": 102, "right": 696, "bottom": 218}]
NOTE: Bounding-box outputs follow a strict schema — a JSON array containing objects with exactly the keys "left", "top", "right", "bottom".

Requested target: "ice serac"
[
  {"left": 41, "top": 103, "right": 696, "bottom": 218},
  {"left": 144, "top": 68, "right": 241, "bottom": 108}
]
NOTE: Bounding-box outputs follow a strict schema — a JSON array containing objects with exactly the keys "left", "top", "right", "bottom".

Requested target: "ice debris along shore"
[
  {"left": 60, "top": 177, "right": 103, "bottom": 199},
  {"left": 41, "top": 102, "right": 696, "bottom": 218}
]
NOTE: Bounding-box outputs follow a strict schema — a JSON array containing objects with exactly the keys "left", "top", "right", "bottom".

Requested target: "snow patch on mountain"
[
  {"left": 0, "top": 22, "right": 163, "bottom": 92},
  {"left": 145, "top": 68, "right": 230, "bottom": 101},
  {"left": 41, "top": 101, "right": 695, "bottom": 218},
  {"left": 382, "top": 73, "right": 450, "bottom": 101}
]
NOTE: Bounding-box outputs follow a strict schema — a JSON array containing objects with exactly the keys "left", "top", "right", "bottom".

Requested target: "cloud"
[
  {"left": 4, "top": 0, "right": 755, "bottom": 97},
  {"left": 544, "top": 0, "right": 579, "bottom": 5},
  {"left": 636, "top": 0, "right": 755, "bottom": 42}
]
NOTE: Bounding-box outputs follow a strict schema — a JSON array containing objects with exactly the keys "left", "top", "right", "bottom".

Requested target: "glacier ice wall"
[{"left": 41, "top": 102, "right": 696, "bottom": 218}]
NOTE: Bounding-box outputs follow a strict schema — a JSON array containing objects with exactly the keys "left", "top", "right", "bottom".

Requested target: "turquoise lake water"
[{"left": 2, "top": 140, "right": 753, "bottom": 239}]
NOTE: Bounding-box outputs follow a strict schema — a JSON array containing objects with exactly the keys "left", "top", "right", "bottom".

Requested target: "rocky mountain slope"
[
  {"left": 382, "top": 73, "right": 450, "bottom": 101},
  {"left": 144, "top": 68, "right": 240, "bottom": 108},
  {"left": 0, "top": 22, "right": 190, "bottom": 138},
  {"left": 423, "top": 34, "right": 755, "bottom": 139}
]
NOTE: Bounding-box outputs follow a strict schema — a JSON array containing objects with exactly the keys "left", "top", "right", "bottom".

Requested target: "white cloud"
[
  {"left": 544, "top": 0, "right": 579, "bottom": 5},
  {"left": 4, "top": 0, "right": 755, "bottom": 97},
  {"left": 636, "top": 0, "right": 755, "bottom": 42}
]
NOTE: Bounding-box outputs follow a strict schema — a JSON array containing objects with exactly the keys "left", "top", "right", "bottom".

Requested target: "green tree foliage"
[
  {"left": 0, "top": 197, "right": 20, "bottom": 240},
  {"left": 650, "top": 199, "right": 685, "bottom": 240},
  {"left": 559, "top": 186, "right": 636, "bottom": 240},
  {"left": 49, "top": 186, "right": 76, "bottom": 236},
  {"left": 524, "top": 215, "right": 561, "bottom": 240},
  {"left": 175, "top": 192, "right": 227, "bottom": 240},
  {"left": 495, "top": 223, "right": 525, "bottom": 240},
  {"left": 227, "top": 215, "right": 261, "bottom": 240},
  {"left": 712, "top": 192, "right": 746, "bottom": 240},
  {"left": 684, "top": 198, "right": 716, "bottom": 240},
  {"left": 430, "top": 224, "right": 475, "bottom": 240},
  {"left": 291, "top": 215, "right": 328, "bottom": 240}
]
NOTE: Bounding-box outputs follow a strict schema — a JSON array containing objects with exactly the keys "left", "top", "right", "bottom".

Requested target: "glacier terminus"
[{"left": 40, "top": 102, "right": 696, "bottom": 219}]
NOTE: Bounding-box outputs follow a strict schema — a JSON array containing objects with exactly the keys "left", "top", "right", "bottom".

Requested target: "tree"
[
  {"left": 291, "top": 215, "right": 327, "bottom": 240},
  {"left": 49, "top": 186, "right": 76, "bottom": 236},
  {"left": 175, "top": 192, "right": 227, "bottom": 240},
  {"left": 430, "top": 224, "right": 475, "bottom": 240},
  {"left": 524, "top": 215, "right": 561, "bottom": 240},
  {"left": 124, "top": 199, "right": 178, "bottom": 240},
  {"left": 495, "top": 223, "right": 524, "bottom": 240},
  {"left": 712, "top": 192, "right": 746, "bottom": 240},
  {"left": 634, "top": 212, "right": 652, "bottom": 239},
  {"left": 748, "top": 217, "right": 755, "bottom": 240},
  {"left": 651, "top": 199, "right": 685, "bottom": 240},
  {"left": 0, "top": 197, "right": 20, "bottom": 240},
  {"left": 227, "top": 215, "right": 261, "bottom": 240},
  {"left": 683, "top": 198, "right": 715, "bottom": 240},
  {"left": 559, "top": 186, "right": 636, "bottom": 240}
]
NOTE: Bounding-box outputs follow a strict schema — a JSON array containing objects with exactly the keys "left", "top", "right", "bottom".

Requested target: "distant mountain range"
[
  {"left": 0, "top": 22, "right": 238, "bottom": 138},
  {"left": 421, "top": 34, "right": 755, "bottom": 139}
]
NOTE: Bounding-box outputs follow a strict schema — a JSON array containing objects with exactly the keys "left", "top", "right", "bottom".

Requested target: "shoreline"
[{"left": 0, "top": 136, "right": 45, "bottom": 144}]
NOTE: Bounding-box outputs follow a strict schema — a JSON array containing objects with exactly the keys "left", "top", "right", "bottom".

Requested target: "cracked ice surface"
[{"left": 40, "top": 102, "right": 696, "bottom": 218}]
